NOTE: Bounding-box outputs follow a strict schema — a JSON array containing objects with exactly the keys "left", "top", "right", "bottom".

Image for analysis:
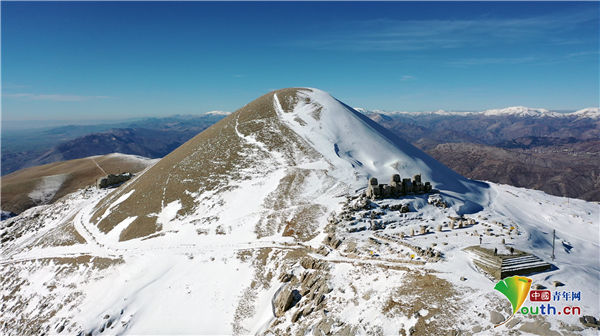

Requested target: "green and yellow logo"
[{"left": 493, "top": 275, "right": 532, "bottom": 327}]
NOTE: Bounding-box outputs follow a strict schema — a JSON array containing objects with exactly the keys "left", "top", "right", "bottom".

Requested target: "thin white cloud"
[
  {"left": 566, "top": 50, "right": 600, "bottom": 58},
  {"left": 447, "top": 56, "right": 539, "bottom": 66},
  {"left": 400, "top": 75, "right": 415, "bottom": 81},
  {"left": 448, "top": 50, "right": 599, "bottom": 67},
  {"left": 3, "top": 93, "right": 112, "bottom": 102},
  {"left": 287, "top": 10, "right": 597, "bottom": 52}
]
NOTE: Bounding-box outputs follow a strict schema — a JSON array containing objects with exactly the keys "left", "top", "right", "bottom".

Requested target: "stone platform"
[{"left": 464, "top": 245, "right": 552, "bottom": 279}]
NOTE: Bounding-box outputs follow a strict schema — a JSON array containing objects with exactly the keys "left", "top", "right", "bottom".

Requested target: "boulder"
[
  {"left": 337, "top": 325, "right": 353, "bottom": 336},
  {"left": 278, "top": 272, "right": 293, "bottom": 282},
  {"left": 301, "top": 258, "right": 323, "bottom": 270},
  {"left": 370, "top": 221, "right": 385, "bottom": 230},
  {"left": 506, "top": 317, "right": 521, "bottom": 329},
  {"left": 291, "top": 309, "right": 303, "bottom": 323},
  {"left": 304, "top": 273, "right": 319, "bottom": 289},
  {"left": 317, "top": 246, "right": 330, "bottom": 256},
  {"left": 519, "top": 320, "right": 561, "bottom": 336},
  {"left": 313, "top": 318, "right": 333, "bottom": 336},
  {"left": 580, "top": 315, "right": 600, "bottom": 328},
  {"left": 489, "top": 311, "right": 505, "bottom": 325},
  {"left": 316, "top": 294, "right": 326, "bottom": 305},
  {"left": 303, "top": 305, "right": 314, "bottom": 317},
  {"left": 274, "top": 287, "right": 300, "bottom": 317}
]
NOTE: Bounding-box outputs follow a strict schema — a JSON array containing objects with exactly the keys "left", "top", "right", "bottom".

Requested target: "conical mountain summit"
[{"left": 91, "top": 88, "right": 487, "bottom": 243}]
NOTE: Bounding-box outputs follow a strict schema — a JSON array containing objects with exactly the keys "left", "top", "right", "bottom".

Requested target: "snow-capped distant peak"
[
  {"left": 570, "top": 107, "right": 600, "bottom": 119},
  {"left": 354, "top": 108, "right": 468, "bottom": 116},
  {"left": 481, "top": 106, "right": 560, "bottom": 117},
  {"left": 204, "top": 110, "right": 231, "bottom": 116},
  {"left": 356, "top": 106, "right": 600, "bottom": 119}
]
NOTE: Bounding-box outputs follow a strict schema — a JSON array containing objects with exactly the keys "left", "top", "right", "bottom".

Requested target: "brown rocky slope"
[{"left": 1, "top": 153, "right": 156, "bottom": 214}]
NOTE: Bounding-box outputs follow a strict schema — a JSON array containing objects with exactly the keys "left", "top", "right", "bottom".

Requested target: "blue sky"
[{"left": 2, "top": 1, "right": 599, "bottom": 122}]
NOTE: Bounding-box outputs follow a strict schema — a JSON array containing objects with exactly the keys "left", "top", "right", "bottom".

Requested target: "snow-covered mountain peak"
[
  {"left": 86, "top": 87, "right": 484, "bottom": 244},
  {"left": 571, "top": 107, "right": 600, "bottom": 119},
  {"left": 481, "top": 106, "right": 560, "bottom": 117},
  {"left": 203, "top": 110, "right": 231, "bottom": 116},
  {"left": 275, "top": 88, "right": 480, "bottom": 190}
]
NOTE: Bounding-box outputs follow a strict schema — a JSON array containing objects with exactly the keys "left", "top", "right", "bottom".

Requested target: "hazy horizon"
[{"left": 3, "top": 104, "right": 598, "bottom": 131}]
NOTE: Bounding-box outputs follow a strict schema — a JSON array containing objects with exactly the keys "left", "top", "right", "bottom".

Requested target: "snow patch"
[
  {"left": 102, "top": 153, "right": 159, "bottom": 165},
  {"left": 157, "top": 200, "right": 182, "bottom": 229},
  {"left": 97, "top": 189, "right": 136, "bottom": 223},
  {"left": 105, "top": 216, "right": 138, "bottom": 243},
  {"left": 28, "top": 174, "right": 68, "bottom": 204}
]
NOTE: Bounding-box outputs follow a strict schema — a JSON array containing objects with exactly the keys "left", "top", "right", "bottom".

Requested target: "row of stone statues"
[{"left": 366, "top": 174, "right": 432, "bottom": 199}]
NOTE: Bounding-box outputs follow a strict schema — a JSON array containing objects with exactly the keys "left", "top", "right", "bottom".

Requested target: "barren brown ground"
[
  {"left": 1, "top": 154, "right": 153, "bottom": 214},
  {"left": 91, "top": 88, "right": 324, "bottom": 241}
]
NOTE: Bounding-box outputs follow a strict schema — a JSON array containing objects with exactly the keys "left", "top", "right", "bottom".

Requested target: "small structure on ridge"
[{"left": 97, "top": 173, "right": 132, "bottom": 189}]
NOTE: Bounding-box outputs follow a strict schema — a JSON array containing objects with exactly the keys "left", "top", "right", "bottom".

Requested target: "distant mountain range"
[
  {"left": 357, "top": 106, "right": 600, "bottom": 146},
  {"left": 2, "top": 105, "right": 598, "bottom": 202},
  {"left": 355, "top": 106, "right": 600, "bottom": 119},
  {"left": 358, "top": 107, "right": 600, "bottom": 201},
  {"left": 1, "top": 114, "right": 225, "bottom": 175}
]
